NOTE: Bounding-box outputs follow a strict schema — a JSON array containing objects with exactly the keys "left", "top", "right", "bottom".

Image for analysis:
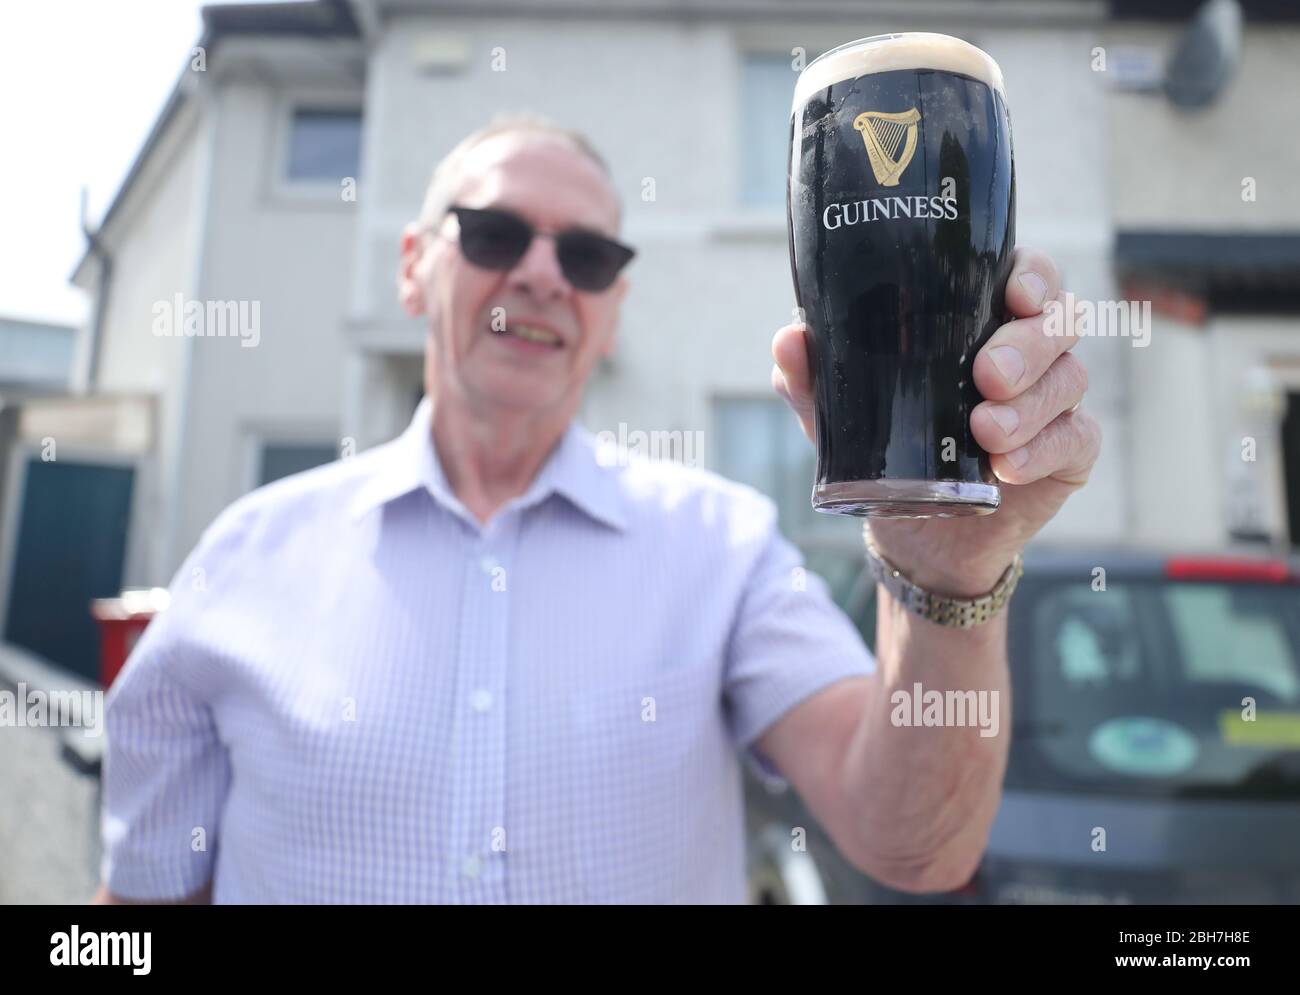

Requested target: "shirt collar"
[{"left": 349, "top": 396, "right": 628, "bottom": 532}]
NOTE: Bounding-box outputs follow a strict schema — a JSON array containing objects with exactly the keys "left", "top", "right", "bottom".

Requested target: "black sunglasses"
[{"left": 443, "top": 205, "right": 635, "bottom": 292}]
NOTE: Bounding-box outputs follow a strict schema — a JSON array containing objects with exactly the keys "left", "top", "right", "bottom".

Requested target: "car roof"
[{"left": 1021, "top": 541, "right": 1299, "bottom": 580}]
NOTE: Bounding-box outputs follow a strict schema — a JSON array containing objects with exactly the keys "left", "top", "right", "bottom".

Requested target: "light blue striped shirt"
[{"left": 101, "top": 398, "right": 874, "bottom": 903}]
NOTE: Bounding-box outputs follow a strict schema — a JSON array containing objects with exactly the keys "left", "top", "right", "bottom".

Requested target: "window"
[
  {"left": 712, "top": 397, "right": 862, "bottom": 600},
  {"left": 286, "top": 108, "right": 362, "bottom": 181},
  {"left": 258, "top": 443, "right": 337, "bottom": 486},
  {"left": 739, "top": 54, "right": 797, "bottom": 207},
  {"left": 1007, "top": 578, "right": 1300, "bottom": 799},
  {"left": 713, "top": 396, "right": 813, "bottom": 533}
]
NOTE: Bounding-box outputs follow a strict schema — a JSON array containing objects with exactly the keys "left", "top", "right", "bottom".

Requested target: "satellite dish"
[{"left": 1164, "top": 0, "right": 1243, "bottom": 109}]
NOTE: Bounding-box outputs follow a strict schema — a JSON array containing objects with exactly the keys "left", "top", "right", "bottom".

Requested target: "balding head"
[{"left": 417, "top": 115, "right": 621, "bottom": 235}]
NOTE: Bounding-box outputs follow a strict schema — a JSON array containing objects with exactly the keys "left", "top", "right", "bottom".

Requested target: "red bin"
[{"left": 91, "top": 588, "right": 170, "bottom": 688}]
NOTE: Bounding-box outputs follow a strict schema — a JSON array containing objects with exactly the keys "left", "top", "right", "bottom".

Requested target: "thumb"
[{"left": 771, "top": 323, "right": 815, "bottom": 442}]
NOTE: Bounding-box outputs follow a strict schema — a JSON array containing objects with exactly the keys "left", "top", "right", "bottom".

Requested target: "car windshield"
[{"left": 1006, "top": 577, "right": 1300, "bottom": 799}]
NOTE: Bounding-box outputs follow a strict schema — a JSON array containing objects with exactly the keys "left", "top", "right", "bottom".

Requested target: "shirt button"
[
  {"left": 461, "top": 854, "right": 482, "bottom": 878},
  {"left": 470, "top": 689, "right": 493, "bottom": 712},
  {"left": 479, "top": 555, "right": 498, "bottom": 574}
]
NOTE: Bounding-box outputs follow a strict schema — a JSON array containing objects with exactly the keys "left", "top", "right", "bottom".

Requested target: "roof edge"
[{"left": 69, "top": 0, "right": 361, "bottom": 285}]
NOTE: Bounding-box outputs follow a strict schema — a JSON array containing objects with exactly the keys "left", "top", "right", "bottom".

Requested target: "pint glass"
[{"left": 788, "top": 32, "right": 1016, "bottom": 517}]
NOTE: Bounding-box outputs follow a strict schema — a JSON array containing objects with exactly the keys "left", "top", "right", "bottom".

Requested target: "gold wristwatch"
[{"left": 863, "top": 525, "right": 1023, "bottom": 629}]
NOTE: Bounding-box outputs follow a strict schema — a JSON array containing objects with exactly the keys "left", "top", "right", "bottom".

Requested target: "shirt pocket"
[{"left": 566, "top": 662, "right": 722, "bottom": 902}]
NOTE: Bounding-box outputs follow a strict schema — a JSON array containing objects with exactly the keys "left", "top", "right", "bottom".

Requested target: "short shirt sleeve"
[
  {"left": 723, "top": 521, "right": 876, "bottom": 786},
  {"left": 100, "top": 523, "right": 239, "bottom": 900}
]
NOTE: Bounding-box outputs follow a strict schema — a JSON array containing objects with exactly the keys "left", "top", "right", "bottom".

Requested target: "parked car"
[{"left": 746, "top": 546, "right": 1300, "bottom": 904}]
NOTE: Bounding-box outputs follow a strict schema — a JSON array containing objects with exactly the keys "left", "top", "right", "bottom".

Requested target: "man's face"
[{"left": 400, "top": 134, "right": 628, "bottom": 418}]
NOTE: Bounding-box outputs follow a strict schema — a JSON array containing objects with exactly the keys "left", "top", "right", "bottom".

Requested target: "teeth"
[{"left": 509, "top": 324, "right": 560, "bottom": 345}]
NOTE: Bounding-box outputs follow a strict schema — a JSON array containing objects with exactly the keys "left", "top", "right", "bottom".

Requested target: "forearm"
[
  {"left": 91, "top": 881, "right": 213, "bottom": 905},
  {"left": 840, "top": 579, "right": 1012, "bottom": 892}
]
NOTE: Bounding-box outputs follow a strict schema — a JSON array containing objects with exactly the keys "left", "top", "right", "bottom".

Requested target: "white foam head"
[{"left": 793, "top": 33, "right": 1005, "bottom": 112}]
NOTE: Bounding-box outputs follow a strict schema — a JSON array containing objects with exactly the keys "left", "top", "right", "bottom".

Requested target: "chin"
[{"left": 472, "top": 373, "right": 568, "bottom": 414}]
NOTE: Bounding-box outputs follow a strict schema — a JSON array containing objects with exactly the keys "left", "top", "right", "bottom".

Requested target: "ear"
[{"left": 398, "top": 223, "right": 429, "bottom": 317}]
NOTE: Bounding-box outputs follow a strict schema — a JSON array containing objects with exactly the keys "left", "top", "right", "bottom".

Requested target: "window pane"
[
  {"left": 712, "top": 396, "right": 858, "bottom": 549},
  {"left": 287, "top": 109, "right": 362, "bottom": 181},
  {"left": 740, "top": 54, "right": 795, "bottom": 207},
  {"left": 259, "top": 443, "right": 337, "bottom": 485}
]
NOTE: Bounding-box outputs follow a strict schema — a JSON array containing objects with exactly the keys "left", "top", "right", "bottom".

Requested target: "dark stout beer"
[{"left": 788, "top": 33, "right": 1016, "bottom": 517}]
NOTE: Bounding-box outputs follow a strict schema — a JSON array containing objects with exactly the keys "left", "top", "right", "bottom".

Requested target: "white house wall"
[
  {"left": 173, "top": 75, "right": 360, "bottom": 568},
  {"left": 87, "top": 110, "right": 202, "bottom": 586},
  {"left": 354, "top": 12, "right": 1122, "bottom": 545}
]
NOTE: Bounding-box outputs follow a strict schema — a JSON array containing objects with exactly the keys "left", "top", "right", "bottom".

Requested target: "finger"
[
  {"left": 972, "top": 351, "right": 1088, "bottom": 455},
  {"left": 972, "top": 291, "right": 1083, "bottom": 402},
  {"left": 1003, "top": 246, "right": 1061, "bottom": 320},
  {"left": 990, "top": 406, "right": 1101, "bottom": 487}
]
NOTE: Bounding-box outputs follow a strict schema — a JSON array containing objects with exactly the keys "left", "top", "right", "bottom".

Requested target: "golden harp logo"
[{"left": 852, "top": 108, "right": 921, "bottom": 187}]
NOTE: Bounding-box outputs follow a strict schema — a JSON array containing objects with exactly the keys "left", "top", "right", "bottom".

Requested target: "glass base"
[{"left": 813, "top": 479, "right": 1000, "bottom": 519}]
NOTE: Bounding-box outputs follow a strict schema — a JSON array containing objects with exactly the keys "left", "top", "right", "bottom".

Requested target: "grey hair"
[{"left": 416, "top": 113, "right": 619, "bottom": 231}]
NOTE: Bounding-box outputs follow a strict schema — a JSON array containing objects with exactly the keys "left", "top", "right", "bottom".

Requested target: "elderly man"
[{"left": 96, "top": 116, "right": 1099, "bottom": 904}]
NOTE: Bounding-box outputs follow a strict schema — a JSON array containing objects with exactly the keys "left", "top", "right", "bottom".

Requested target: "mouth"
[{"left": 490, "top": 319, "right": 566, "bottom": 351}]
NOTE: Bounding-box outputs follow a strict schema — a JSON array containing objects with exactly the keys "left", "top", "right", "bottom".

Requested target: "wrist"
[
  {"left": 864, "top": 524, "right": 1024, "bottom": 629},
  {"left": 864, "top": 524, "right": 1015, "bottom": 599}
]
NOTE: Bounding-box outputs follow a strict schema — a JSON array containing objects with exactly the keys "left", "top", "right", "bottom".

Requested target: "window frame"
[
  {"left": 269, "top": 91, "right": 364, "bottom": 204},
  {"left": 242, "top": 422, "right": 340, "bottom": 491}
]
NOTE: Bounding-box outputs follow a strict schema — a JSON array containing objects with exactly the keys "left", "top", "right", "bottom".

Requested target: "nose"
[{"left": 505, "top": 233, "right": 570, "bottom": 303}]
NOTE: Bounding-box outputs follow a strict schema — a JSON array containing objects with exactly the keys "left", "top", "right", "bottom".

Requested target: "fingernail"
[
  {"left": 1018, "top": 272, "right": 1048, "bottom": 310},
  {"left": 988, "top": 345, "right": 1025, "bottom": 387},
  {"left": 986, "top": 404, "right": 1020, "bottom": 437},
  {"left": 1006, "top": 446, "right": 1030, "bottom": 469}
]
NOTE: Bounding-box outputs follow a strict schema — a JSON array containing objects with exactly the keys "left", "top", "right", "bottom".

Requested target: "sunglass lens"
[
  {"left": 558, "top": 234, "right": 631, "bottom": 291},
  {"left": 457, "top": 210, "right": 530, "bottom": 271}
]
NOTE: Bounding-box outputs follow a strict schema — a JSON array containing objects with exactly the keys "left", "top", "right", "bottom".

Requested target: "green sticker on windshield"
[
  {"left": 1219, "top": 710, "right": 1300, "bottom": 748},
  {"left": 1088, "top": 717, "right": 1198, "bottom": 777}
]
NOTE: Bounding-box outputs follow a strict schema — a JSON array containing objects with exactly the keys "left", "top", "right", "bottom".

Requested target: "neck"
[{"left": 429, "top": 396, "right": 571, "bottom": 525}]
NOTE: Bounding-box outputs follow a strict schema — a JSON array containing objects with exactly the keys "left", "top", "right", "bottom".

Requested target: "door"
[{"left": 4, "top": 456, "right": 135, "bottom": 681}]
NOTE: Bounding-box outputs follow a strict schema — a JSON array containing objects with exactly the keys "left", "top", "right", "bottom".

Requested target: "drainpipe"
[{"left": 79, "top": 186, "right": 113, "bottom": 392}]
